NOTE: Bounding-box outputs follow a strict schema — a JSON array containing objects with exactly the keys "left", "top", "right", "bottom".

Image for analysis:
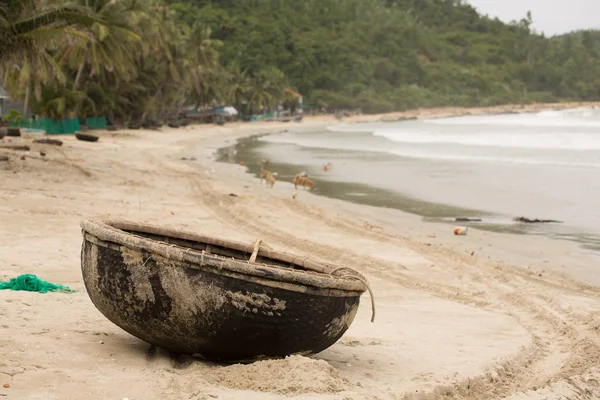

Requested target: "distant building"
[
  {"left": 0, "top": 85, "right": 8, "bottom": 116},
  {"left": 0, "top": 84, "right": 26, "bottom": 117}
]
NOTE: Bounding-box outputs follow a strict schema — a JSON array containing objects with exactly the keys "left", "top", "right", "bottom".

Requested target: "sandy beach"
[{"left": 2, "top": 104, "right": 600, "bottom": 400}]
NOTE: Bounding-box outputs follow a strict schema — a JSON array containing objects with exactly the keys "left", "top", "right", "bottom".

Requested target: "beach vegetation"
[{"left": 1, "top": 0, "right": 600, "bottom": 122}]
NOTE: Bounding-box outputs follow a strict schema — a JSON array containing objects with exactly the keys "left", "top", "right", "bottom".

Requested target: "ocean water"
[{"left": 219, "top": 107, "right": 600, "bottom": 252}]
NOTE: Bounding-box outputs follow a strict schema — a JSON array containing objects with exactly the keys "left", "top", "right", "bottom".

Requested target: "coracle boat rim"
[{"left": 80, "top": 218, "right": 369, "bottom": 294}]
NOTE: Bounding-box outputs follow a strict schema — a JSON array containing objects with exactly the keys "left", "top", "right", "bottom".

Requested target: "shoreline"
[
  {"left": 2, "top": 108, "right": 600, "bottom": 399},
  {"left": 207, "top": 127, "right": 600, "bottom": 286},
  {"left": 216, "top": 110, "right": 600, "bottom": 258}
]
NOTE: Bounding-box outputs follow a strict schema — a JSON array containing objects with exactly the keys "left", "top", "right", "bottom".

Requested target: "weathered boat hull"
[
  {"left": 75, "top": 133, "right": 99, "bottom": 142},
  {"left": 80, "top": 219, "right": 367, "bottom": 363}
]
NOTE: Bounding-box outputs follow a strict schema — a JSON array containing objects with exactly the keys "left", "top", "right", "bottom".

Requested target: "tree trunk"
[
  {"left": 142, "top": 83, "right": 165, "bottom": 121},
  {"left": 177, "top": 97, "right": 187, "bottom": 112},
  {"left": 23, "top": 74, "right": 31, "bottom": 119},
  {"left": 168, "top": 86, "right": 184, "bottom": 119},
  {"left": 72, "top": 55, "right": 87, "bottom": 91},
  {"left": 158, "top": 100, "right": 168, "bottom": 123}
]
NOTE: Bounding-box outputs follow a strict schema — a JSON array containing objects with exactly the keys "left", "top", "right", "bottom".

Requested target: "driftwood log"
[
  {"left": 0, "top": 145, "right": 30, "bottom": 151},
  {"left": 455, "top": 217, "right": 482, "bottom": 222},
  {"left": 513, "top": 217, "right": 563, "bottom": 224},
  {"left": 33, "top": 138, "right": 63, "bottom": 146}
]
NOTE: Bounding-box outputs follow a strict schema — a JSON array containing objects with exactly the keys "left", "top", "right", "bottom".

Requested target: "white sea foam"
[
  {"left": 384, "top": 148, "right": 600, "bottom": 169},
  {"left": 262, "top": 107, "right": 600, "bottom": 168},
  {"left": 260, "top": 135, "right": 600, "bottom": 169},
  {"left": 421, "top": 107, "right": 600, "bottom": 128},
  {"left": 371, "top": 130, "right": 600, "bottom": 150}
]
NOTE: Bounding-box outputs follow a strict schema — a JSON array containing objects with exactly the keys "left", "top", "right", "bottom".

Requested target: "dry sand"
[{"left": 2, "top": 104, "right": 600, "bottom": 400}]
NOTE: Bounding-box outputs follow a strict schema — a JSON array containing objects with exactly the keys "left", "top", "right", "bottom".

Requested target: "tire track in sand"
[
  {"left": 145, "top": 152, "right": 600, "bottom": 400},
  {"left": 181, "top": 175, "right": 567, "bottom": 399}
]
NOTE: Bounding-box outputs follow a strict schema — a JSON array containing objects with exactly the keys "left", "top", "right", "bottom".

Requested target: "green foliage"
[
  {"left": 164, "top": 0, "right": 600, "bottom": 113},
  {"left": 1, "top": 109, "right": 21, "bottom": 125},
  {"left": 1, "top": 0, "right": 600, "bottom": 120}
]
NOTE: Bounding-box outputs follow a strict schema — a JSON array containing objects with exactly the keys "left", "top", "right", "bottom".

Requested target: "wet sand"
[
  {"left": 2, "top": 106, "right": 600, "bottom": 400},
  {"left": 217, "top": 134, "right": 489, "bottom": 219}
]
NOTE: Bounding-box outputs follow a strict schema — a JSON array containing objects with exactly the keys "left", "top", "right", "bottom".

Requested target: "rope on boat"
[{"left": 329, "top": 266, "right": 376, "bottom": 323}]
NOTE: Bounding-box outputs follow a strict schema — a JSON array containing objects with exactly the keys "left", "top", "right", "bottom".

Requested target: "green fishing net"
[{"left": 0, "top": 274, "right": 75, "bottom": 294}]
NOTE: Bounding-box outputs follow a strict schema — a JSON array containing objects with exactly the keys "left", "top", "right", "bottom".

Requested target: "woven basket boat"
[
  {"left": 75, "top": 133, "right": 99, "bottom": 142},
  {"left": 80, "top": 218, "right": 372, "bottom": 363}
]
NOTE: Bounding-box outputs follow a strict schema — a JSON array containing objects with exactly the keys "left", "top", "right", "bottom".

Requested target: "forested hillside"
[
  {"left": 1, "top": 0, "right": 599, "bottom": 124},
  {"left": 169, "top": 0, "right": 600, "bottom": 112}
]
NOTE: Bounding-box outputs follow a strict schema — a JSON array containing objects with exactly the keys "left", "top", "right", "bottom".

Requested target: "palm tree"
[
  {"left": 225, "top": 64, "right": 251, "bottom": 114},
  {"left": 31, "top": 82, "right": 93, "bottom": 120},
  {"left": 60, "top": 0, "right": 145, "bottom": 91},
  {"left": 0, "top": 0, "right": 93, "bottom": 61},
  {"left": 183, "top": 23, "right": 221, "bottom": 104},
  {"left": 57, "top": 0, "right": 169, "bottom": 123},
  {"left": 131, "top": 3, "right": 184, "bottom": 123},
  {"left": 246, "top": 67, "right": 287, "bottom": 115},
  {"left": 188, "top": 67, "right": 227, "bottom": 109},
  {"left": 0, "top": 0, "right": 95, "bottom": 116}
]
